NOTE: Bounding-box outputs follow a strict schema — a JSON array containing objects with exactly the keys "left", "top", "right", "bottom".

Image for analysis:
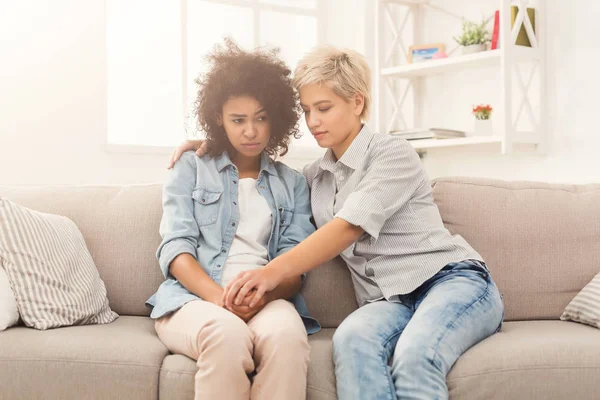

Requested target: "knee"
[
  {"left": 253, "top": 300, "right": 309, "bottom": 355},
  {"left": 200, "top": 313, "right": 252, "bottom": 351},
  {"left": 332, "top": 318, "right": 371, "bottom": 356},
  {"left": 392, "top": 343, "right": 440, "bottom": 375}
]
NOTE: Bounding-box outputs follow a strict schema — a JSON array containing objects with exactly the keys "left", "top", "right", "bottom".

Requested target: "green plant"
[{"left": 453, "top": 19, "right": 491, "bottom": 46}]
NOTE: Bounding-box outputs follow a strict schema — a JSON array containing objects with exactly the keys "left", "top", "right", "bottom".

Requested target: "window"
[{"left": 107, "top": 0, "right": 323, "bottom": 154}]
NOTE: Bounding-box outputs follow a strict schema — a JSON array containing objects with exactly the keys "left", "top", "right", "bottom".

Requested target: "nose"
[
  {"left": 244, "top": 121, "right": 258, "bottom": 139},
  {"left": 307, "top": 111, "right": 321, "bottom": 130}
]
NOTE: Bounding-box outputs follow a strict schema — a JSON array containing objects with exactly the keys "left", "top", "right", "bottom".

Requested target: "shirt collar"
[
  {"left": 318, "top": 124, "right": 374, "bottom": 172},
  {"left": 215, "top": 151, "right": 278, "bottom": 177}
]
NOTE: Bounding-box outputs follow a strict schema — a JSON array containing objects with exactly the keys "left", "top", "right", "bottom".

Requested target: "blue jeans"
[{"left": 332, "top": 260, "right": 504, "bottom": 400}]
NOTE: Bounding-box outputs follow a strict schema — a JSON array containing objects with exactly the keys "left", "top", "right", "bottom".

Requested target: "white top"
[{"left": 220, "top": 178, "right": 273, "bottom": 287}]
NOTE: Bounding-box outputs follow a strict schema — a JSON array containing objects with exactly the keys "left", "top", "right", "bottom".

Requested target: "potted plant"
[
  {"left": 453, "top": 19, "right": 491, "bottom": 54},
  {"left": 472, "top": 104, "right": 493, "bottom": 135}
]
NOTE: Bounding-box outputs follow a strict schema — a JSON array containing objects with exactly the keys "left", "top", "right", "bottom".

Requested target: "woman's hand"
[
  {"left": 227, "top": 294, "right": 268, "bottom": 322},
  {"left": 222, "top": 268, "right": 284, "bottom": 309},
  {"left": 167, "top": 140, "right": 208, "bottom": 169}
]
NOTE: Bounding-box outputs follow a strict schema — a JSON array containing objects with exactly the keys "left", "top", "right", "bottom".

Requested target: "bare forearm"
[
  {"left": 169, "top": 253, "right": 223, "bottom": 303},
  {"left": 265, "top": 276, "right": 302, "bottom": 303},
  {"left": 267, "top": 218, "right": 364, "bottom": 280}
]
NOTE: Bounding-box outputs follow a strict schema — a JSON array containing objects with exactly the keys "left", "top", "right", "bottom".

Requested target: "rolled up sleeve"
[
  {"left": 334, "top": 140, "right": 424, "bottom": 241},
  {"left": 156, "top": 152, "right": 200, "bottom": 279}
]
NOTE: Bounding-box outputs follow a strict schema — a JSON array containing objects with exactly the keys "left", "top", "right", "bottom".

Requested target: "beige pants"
[{"left": 155, "top": 299, "right": 310, "bottom": 400}]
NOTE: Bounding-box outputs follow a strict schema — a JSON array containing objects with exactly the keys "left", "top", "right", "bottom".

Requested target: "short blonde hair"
[{"left": 293, "top": 46, "right": 372, "bottom": 121}]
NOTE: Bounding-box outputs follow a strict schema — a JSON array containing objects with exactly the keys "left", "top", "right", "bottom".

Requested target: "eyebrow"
[
  {"left": 228, "top": 108, "right": 266, "bottom": 117},
  {"left": 300, "top": 100, "right": 332, "bottom": 108}
]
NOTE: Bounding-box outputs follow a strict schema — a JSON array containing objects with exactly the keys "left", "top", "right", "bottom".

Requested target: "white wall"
[{"left": 0, "top": 1, "right": 596, "bottom": 185}]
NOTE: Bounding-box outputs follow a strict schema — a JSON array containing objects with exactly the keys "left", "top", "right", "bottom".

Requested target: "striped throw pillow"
[
  {"left": 560, "top": 271, "right": 600, "bottom": 329},
  {"left": 0, "top": 198, "right": 118, "bottom": 330}
]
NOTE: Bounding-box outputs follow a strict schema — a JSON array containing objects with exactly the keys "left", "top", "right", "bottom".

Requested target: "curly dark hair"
[{"left": 194, "top": 38, "right": 301, "bottom": 158}]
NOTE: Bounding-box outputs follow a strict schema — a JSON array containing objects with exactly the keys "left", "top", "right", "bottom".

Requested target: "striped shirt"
[{"left": 303, "top": 125, "right": 482, "bottom": 307}]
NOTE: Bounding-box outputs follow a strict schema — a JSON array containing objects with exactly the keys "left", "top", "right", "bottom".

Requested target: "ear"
[
  {"left": 353, "top": 93, "right": 365, "bottom": 117},
  {"left": 216, "top": 114, "right": 223, "bottom": 126}
]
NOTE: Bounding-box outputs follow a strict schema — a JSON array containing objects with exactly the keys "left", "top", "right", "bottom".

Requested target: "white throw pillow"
[
  {"left": 0, "top": 198, "right": 118, "bottom": 330},
  {"left": 0, "top": 266, "right": 19, "bottom": 331}
]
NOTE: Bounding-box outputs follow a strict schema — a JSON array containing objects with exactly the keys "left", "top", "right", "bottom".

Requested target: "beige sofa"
[{"left": 1, "top": 177, "right": 599, "bottom": 399}]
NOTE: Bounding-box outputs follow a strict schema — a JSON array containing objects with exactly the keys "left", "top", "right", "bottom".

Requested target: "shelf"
[
  {"left": 408, "top": 136, "right": 502, "bottom": 150},
  {"left": 381, "top": 49, "right": 502, "bottom": 79}
]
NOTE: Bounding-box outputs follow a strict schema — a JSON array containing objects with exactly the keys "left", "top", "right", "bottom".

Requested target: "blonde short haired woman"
[{"left": 170, "top": 45, "right": 504, "bottom": 400}]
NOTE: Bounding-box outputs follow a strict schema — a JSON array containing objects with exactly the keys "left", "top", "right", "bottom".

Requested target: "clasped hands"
[{"left": 211, "top": 267, "right": 284, "bottom": 322}]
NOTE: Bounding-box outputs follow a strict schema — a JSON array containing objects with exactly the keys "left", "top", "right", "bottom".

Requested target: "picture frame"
[{"left": 408, "top": 43, "right": 446, "bottom": 64}]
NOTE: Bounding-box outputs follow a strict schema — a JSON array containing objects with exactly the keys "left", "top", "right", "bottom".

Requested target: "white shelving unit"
[{"left": 374, "top": 0, "right": 546, "bottom": 154}]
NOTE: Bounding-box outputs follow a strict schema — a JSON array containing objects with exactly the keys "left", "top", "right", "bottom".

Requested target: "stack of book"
[{"left": 389, "top": 128, "right": 466, "bottom": 141}]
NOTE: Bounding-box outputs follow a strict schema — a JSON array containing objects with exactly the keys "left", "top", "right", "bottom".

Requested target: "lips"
[
  {"left": 242, "top": 143, "right": 261, "bottom": 148},
  {"left": 312, "top": 131, "right": 327, "bottom": 139}
]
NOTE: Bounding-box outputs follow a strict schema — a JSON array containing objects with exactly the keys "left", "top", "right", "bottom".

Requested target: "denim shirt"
[{"left": 146, "top": 151, "right": 321, "bottom": 335}]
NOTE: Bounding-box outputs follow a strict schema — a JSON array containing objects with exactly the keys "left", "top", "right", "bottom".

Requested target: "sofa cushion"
[
  {"left": 0, "top": 316, "right": 168, "bottom": 400},
  {"left": 432, "top": 177, "right": 600, "bottom": 321},
  {"left": 0, "top": 198, "right": 118, "bottom": 330},
  {"left": 0, "top": 185, "right": 165, "bottom": 317},
  {"left": 447, "top": 320, "right": 600, "bottom": 399},
  {"left": 306, "top": 329, "right": 337, "bottom": 400}
]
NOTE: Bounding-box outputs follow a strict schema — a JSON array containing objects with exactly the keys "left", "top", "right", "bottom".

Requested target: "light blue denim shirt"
[{"left": 146, "top": 151, "right": 320, "bottom": 334}]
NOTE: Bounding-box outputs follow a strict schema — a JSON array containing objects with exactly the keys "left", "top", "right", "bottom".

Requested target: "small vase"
[
  {"left": 462, "top": 44, "right": 487, "bottom": 55},
  {"left": 473, "top": 119, "right": 493, "bottom": 136}
]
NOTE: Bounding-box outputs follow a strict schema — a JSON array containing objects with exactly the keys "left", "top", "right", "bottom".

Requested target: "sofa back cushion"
[
  {"left": 6, "top": 176, "right": 597, "bottom": 324},
  {"left": 432, "top": 177, "right": 600, "bottom": 321},
  {"left": 0, "top": 185, "right": 164, "bottom": 317}
]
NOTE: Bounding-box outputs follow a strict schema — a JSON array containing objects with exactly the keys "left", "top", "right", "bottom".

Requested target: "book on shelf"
[
  {"left": 388, "top": 128, "right": 466, "bottom": 141},
  {"left": 491, "top": 10, "right": 500, "bottom": 50}
]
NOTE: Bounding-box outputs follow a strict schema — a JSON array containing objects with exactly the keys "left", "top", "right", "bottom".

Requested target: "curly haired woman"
[{"left": 145, "top": 39, "right": 320, "bottom": 400}]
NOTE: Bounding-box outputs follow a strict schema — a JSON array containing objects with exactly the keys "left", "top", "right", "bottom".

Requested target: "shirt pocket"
[
  {"left": 192, "top": 187, "right": 222, "bottom": 226},
  {"left": 278, "top": 207, "right": 293, "bottom": 228}
]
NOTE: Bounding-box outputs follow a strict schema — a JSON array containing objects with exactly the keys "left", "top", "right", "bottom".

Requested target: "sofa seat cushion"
[
  {"left": 0, "top": 316, "right": 168, "bottom": 400},
  {"left": 448, "top": 320, "right": 600, "bottom": 399},
  {"left": 157, "top": 328, "right": 337, "bottom": 400}
]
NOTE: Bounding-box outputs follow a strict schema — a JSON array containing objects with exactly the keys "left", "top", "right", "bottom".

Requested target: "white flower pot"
[
  {"left": 473, "top": 119, "right": 493, "bottom": 136},
  {"left": 462, "top": 44, "right": 487, "bottom": 55}
]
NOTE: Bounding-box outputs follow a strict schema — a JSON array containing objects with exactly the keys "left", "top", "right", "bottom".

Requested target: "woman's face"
[
  {"left": 299, "top": 83, "right": 363, "bottom": 157},
  {"left": 220, "top": 95, "right": 270, "bottom": 159}
]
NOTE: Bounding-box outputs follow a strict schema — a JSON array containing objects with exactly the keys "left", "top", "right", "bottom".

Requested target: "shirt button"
[
  {"left": 201, "top": 198, "right": 206, "bottom": 203},
  {"left": 231, "top": 222, "right": 236, "bottom": 227},
  {"left": 221, "top": 249, "right": 226, "bottom": 254},
  {"left": 339, "top": 175, "right": 345, "bottom": 182},
  {"left": 233, "top": 180, "right": 237, "bottom": 184},
  {"left": 216, "top": 264, "right": 221, "bottom": 268},
  {"left": 260, "top": 186, "right": 265, "bottom": 190},
  {"left": 233, "top": 201, "right": 237, "bottom": 205}
]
